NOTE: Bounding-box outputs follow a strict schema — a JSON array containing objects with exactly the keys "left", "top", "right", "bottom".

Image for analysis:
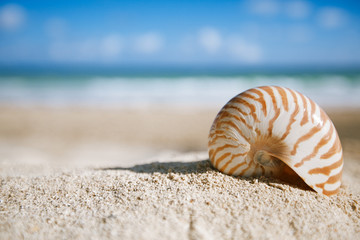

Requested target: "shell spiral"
[{"left": 208, "top": 86, "right": 343, "bottom": 196}]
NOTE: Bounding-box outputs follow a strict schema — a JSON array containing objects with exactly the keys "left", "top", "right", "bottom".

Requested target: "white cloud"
[
  {"left": 100, "top": 34, "right": 123, "bottom": 59},
  {"left": 285, "top": 0, "right": 311, "bottom": 19},
  {"left": 247, "top": 0, "right": 312, "bottom": 19},
  {"left": 227, "top": 37, "right": 262, "bottom": 63},
  {"left": 0, "top": 4, "right": 25, "bottom": 31},
  {"left": 317, "top": 7, "right": 348, "bottom": 29},
  {"left": 134, "top": 33, "right": 163, "bottom": 54},
  {"left": 247, "top": 0, "right": 280, "bottom": 16},
  {"left": 198, "top": 27, "right": 222, "bottom": 53}
]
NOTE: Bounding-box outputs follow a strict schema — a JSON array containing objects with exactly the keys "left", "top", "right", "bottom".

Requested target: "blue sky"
[{"left": 0, "top": 0, "right": 360, "bottom": 67}]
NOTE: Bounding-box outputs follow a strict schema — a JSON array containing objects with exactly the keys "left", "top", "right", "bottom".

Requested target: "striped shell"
[{"left": 208, "top": 86, "right": 343, "bottom": 196}]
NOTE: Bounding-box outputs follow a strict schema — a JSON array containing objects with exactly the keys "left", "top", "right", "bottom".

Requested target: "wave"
[{"left": 0, "top": 74, "right": 359, "bottom": 108}]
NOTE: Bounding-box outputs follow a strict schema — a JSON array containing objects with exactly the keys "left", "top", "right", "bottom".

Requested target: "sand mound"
[{"left": 1, "top": 152, "right": 359, "bottom": 240}]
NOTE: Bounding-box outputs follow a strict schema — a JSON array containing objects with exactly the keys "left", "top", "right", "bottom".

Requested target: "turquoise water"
[{"left": 0, "top": 72, "right": 359, "bottom": 109}]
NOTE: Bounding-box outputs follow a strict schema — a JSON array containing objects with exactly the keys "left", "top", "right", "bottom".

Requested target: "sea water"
[{"left": 0, "top": 73, "right": 359, "bottom": 109}]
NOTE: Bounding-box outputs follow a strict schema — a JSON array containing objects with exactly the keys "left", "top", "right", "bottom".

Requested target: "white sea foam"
[{"left": 0, "top": 75, "right": 359, "bottom": 109}]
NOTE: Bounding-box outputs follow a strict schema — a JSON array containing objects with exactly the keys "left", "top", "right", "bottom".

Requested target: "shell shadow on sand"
[
  {"left": 98, "top": 159, "right": 313, "bottom": 192},
  {"left": 99, "top": 159, "right": 212, "bottom": 174}
]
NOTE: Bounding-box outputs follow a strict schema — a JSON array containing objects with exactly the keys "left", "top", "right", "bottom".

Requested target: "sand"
[{"left": 0, "top": 105, "right": 360, "bottom": 239}]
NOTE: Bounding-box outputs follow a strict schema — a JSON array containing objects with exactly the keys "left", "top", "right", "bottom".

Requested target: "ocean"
[{"left": 0, "top": 70, "right": 359, "bottom": 109}]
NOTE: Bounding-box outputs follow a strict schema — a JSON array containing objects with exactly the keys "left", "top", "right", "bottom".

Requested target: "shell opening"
[
  {"left": 253, "top": 150, "right": 312, "bottom": 192},
  {"left": 253, "top": 150, "right": 283, "bottom": 168}
]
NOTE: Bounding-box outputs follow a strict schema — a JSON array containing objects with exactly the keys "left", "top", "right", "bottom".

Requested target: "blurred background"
[{"left": 0, "top": 0, "right": 359, "bottom": 171}]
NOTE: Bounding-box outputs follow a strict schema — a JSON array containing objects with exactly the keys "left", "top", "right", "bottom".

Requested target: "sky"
[{"left": 0, "top": 0, "right": 360, "bottom": 68}]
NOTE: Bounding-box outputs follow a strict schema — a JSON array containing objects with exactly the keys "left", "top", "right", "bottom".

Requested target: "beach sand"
[{"left": 0, "top": 105, "right": 360, "bottom": 239}]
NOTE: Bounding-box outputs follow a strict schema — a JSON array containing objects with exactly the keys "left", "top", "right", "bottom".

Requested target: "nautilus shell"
[{"left": 208, "top": 86, "right": 343, "bottom": 196}]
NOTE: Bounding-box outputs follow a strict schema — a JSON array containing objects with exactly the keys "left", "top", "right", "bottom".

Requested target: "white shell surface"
[{"left": 208, "top": 86, "right": 343, "bottom": 196}]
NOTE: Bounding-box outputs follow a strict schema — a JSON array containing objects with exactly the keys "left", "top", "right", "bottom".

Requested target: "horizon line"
[{"left": 0, "top": 63, "right": 360, "bottom": 76}]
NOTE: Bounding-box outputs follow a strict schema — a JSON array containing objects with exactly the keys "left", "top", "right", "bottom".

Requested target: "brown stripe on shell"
[
  {"left": 208, "top": 134, "right": 240, "bottom": 147},
  {"left": 216, "top": 120, "right": 250, "bottom": 142},
  {"left": 210, "top": 143, "right": 239, "bottom": 162},
  {"left": 320, "top": 135, "right": 342, "bottom": 159},
  {"left": 259, "top": 86, "right": 278, "bottom": 109},
  {"left": 267, "top": 108, "right": 281, "bottom": 137},
  {"left": 315, "top": 171, "right": 342, "bottom": 189},
  {"left": 281, "top": 90, "right": 299, "bottom": 140},
  {"left": 255, "top": 128, "right": 261, "bottom": 136},
  {"left": 276, "top": 87, "right": 289, "bottom": 112},
  {"left": 299, "top": 93, "right": 309, "bottom": 126},
  {"left": 228, "top": 161, "right": 247, "bottom": 175},
  {"left": 294, "top": 123, "right": 334, "bottom": 168},
  {"left": 291, "top": 126, "right": 322, "bottom": 156},
  {"left": 221, "top": 110, "right": 253, "bottom": 130},
  {"left": 308, "top": 157, "right": 343, "bottom": 175},
  {"left": 219, "top": 152, "right": 248, "bottom": 172},
  {"left": 239, "top": 160, "right": 254, "bottom": 175},
  {"left": 240, "top": 92, "right": 258, "bottom": 100},
  {"left": 223, "top": 104, "right": 249, "bottom": 116},
  {"left": 322, "top": 187, "right": 340, "bottom": 196},
  {"left": 310, "top": 99, "right": 316, "bottom": 124},
  {"left": 208, "top": 149, "right": 214, "bottom": 161},
  {"left": 248, "top": 88, "right": 267, "bottom": 116},
  {"left": 240, "top": 91, "right": 268, "bottom": 117},
  {"left": 232, "top": 97, "right": 260, "bottom": 122},
  {"left": 258, "top": 87, "right": 281, "bottom": 137},
  {"left": 210, "top": 129, "right": 226, "bottom": 135},
  {"left": 214, "top": 152, "right": 232, "bottom": 168}
]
